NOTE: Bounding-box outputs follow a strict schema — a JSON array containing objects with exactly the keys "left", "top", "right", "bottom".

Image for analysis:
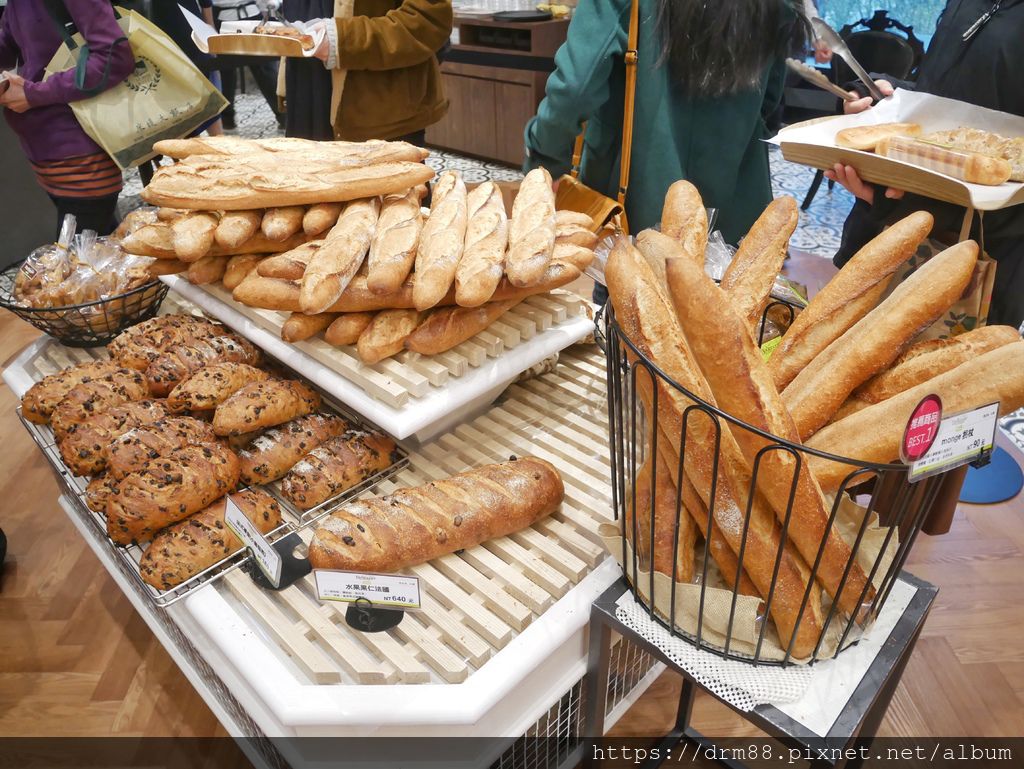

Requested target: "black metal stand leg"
[
  {"left": 583, "top": 608, "right": 613, "bottom": 768},
  {"left": 676, "top": 678, "right": 697, "bottom": 731},
  {"left": 802, "top": 170, "right": 826, "bottom": 210}
]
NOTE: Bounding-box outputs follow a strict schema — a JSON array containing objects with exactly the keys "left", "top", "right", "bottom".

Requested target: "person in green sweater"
[{"left": 525, "top": 0, "right": 807, "bottom": 253}]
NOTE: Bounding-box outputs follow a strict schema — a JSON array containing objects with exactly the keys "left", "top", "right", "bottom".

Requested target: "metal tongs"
[
  {"left": 811, "top": 17, "right": 886, "bottom": 102},
  {"left": 785, "top": 58, "right": 856, "bottom": 102},
  {"left": 262, "top": 1, "right": 301, "bottom": 31}
]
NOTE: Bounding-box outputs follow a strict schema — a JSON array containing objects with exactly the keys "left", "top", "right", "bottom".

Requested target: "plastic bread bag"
[
  {"left": 703, "top": 230, "right": 736, "bottom": 281},
  {"left": 14, "top": 214, "right": 77, "bottom": 304}
]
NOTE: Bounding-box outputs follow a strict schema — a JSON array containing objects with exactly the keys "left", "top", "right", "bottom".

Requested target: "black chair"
[{"left": 800, "top": 10, "right": 925, "bottom": 211}]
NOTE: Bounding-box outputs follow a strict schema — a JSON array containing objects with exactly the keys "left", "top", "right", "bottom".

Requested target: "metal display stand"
[{"left": 584, "top": 575, "right": 938, "bottom": 768}]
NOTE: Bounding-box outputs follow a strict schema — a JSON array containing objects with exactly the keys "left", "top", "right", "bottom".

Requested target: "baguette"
[
  {"left": 22, "top": 360, "right": 122, "bottom": 424},
  {"left": 172, "top": 212, "right": 219, "bottom": 261},
  {"left": 139, "top": 489, "right": 282, "bottom": 590},
  {"left": 660, "top": 180, "right": 707, "bottom": 264},
  {"left": 256, "top": 241, "right": 320, "bottom": 280},
  {"left": 146, "top": 258, "right": 188, "bottom": 278},
  {"left": 282, "top": 312, "right": 338, "bottom": 343},
  {"left": 281, "top": 429, "right": 400, "bottom": 510},
  {"left": 405, "top": 300, "right": 518, "bottom": 356},
  {"left": 782, "top": 240, "right": 979, "bottom": 440},
  {"left": 122, "top": 223, "right": 176, "bottom": 259},
  {"left": 166, "top": 362, "right": 270, "bottom": 413},
  {"left": 145, "top": 334, "right": 262, "bottom": 397},
  {"left": 506, "top": 167, "right": 556, "bottom": 287},
  {"left": 768, "top": 211, "right": 934, "bottom": 390},
  {"left": 232, "top": 274, "right": 302, "bottom": 311},
  {"left": 223, "top": 254, "right": 264, "bottom": 291},
  {"left": 325, "top": 312, "right": 376, "bottom": 346},
  {"left": 834, "top": 121, "right": 922, "bottom": 151},
  {"left": 628, "top": 453, "right": 695, "bottom": 583},
  {"left": 554, "top": 210, "right": 598, "bottom": 248},
  {"left": 307, "top": 457, "right": 561, "bottom": 568},
  {"left": 666, "top": 255, "right": 873, "bottom": 618},
  {"left": 606, "top": 238, "right": 823, "bottom": 659},
  {"left": 50, "top": 369, "right": 150, "bottom": 440},
  {"left": 126, "top": 220, "right": 309, "bottom": 260},
  {"left": 876, "top": 136, "right": 1012, "bottom": 185},
  {"left": 56, "top": 400, "right": 168, "bottom": 477},
  {"left": 106, "top": 443, "right": 241, "bottom": 545},
  {"left": 215, "top": 210, "right": 263, "bottom": 249},
  {"left": 808, "top": 340, "right": 1024, "bottom": 491},
  {"left": 156, "top": 207, "right": 185, "bottom": 223},
  {"left": 238, "top": 413, "right": 349, "bottom": 485},
  {"left": 634, "top": 229, "right": 678, "bottom": 298},
  {"left": 367, "top": 189, "right": 422, "bottom": 295},
  {"left": 109, "top": 314, "right": 225, "bottom": 372},
  {"left": 720, "top": 196, "right": 798, "bottom": 330},
  {"left": 303, "top": 202, "right": 344, "bottom": 236},
  {"left": 187, "top": 254, "right": 228, "bottom": 285},
  {"left": 301, "top": 198, "right": 380, "bottom": 314},
  {"left": 455, "top": 181, "right": 509, "bottom": 306},
  {"left": 414, "top": 171, "right": 468, "bottom": 310},
  {"left": 153, "top": 136, "right": 429, "bottom": 164},
  {"left": 262, "top": 206, "right": 305, "bottom": 242},
  {"left": 356, "top": 308, "right": 422, "bottom": 363},
  {"left": 213, "top": 379, "right": 321, "bottom": 436},
  {"left": 106, "top": 416, "right": 219, "bottom": 480}
]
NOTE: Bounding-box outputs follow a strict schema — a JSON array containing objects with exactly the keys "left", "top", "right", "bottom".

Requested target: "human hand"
[
  {"left": 0, "top": 73, "right": 30, "bottom": 113},
  {"left": 310, "top": 20, "right": 330, "bottom": 63},
  {"left": 813, "top": 38, "right": 833, "bottom": 64},
  {"left": 824, "top": 163, "right": 904, "bottom": 206},
  {"left": 843, "top": 79, "right": 894, "bottom": 115}
]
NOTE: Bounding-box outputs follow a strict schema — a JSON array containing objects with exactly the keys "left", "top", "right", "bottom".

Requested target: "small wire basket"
[
  {"left": 0, "top": 261, "right": 168, "bottom": 347},
  {"left": 599, "top": 304, "right": 947, "bottom": 666}
]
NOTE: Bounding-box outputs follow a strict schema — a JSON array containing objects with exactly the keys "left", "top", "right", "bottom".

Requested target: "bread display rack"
[{"left": 163, "top": 274, "right": 594, "bottom": 441}]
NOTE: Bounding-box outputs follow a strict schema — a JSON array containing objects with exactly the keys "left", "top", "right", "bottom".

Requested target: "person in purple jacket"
[{"left": 0, "top": 0, "right": 134, "bottom": 235}]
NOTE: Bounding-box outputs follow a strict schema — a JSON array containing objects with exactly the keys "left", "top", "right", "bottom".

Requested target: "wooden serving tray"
[{"left": 196, "top": 31, "right": 315, "bottom": 58}]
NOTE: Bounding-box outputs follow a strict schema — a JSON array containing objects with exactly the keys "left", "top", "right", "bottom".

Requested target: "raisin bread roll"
[
  {"left": 281, "top": 430, "right": 399, "bottom": 510},
  {"left": 57, "top": 400, "right": 168, "bottom": 477},
  {"left": 212, "top": 379, "right": 321, "bottom": 436},
  {"left": 86, "top": 474, "right": 118, "bottom": 513},
  {"left": 106, "top": 416, "right": 220, "bottom": 480},
  {"left": 166, "top": 362, "right": 270, "bottom": 413},
  {"left": 50, "top": 369, "right": 150, "bottom": 441},
  {"left": 107, "top": 443, "right": 240, "bottom": 545},
  {"left": 307, "top": 457, "right": 563, "bottom": 571},
  {"left": 239, "top": 413, "right": 349, "bottom": 485},
  {"left": 22, "top": 360, "right": 122, "bottom": 424},
  {"left": 108, "top": 314, "right": 225, "bottom": 371},
  {"left": 145, "top": 334, "right": 262, "bottom": 397},
  {"left": 139, "top": 489, "right": 282, "bottom": 590}
]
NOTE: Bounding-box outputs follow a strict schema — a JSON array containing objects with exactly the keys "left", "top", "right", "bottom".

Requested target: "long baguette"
[
  {"left": 769, "top": 211, "right": 934, "bottom": 390},
  {"left": 223, "top": 254, "right": 264, "bottom": 291},
  {"left": 262, "top": 206, "right": 305, "bottom": 242},
  {"left": 660, "top": 180, "right": 707, "bottom": 265},
  {"left": 414, "top": 171, "right": 468, "bottom": 310},
  {"left": 324, "top": 312, "right": 376, "bottom": 346},
  {"left": 303, "top": 202, "right": 343, "bottom": 236},
  {"left": 506, "top": 167, "right": 556, "bottom": 287},
  {"left": 808, "top": 340, "right": 1024, "bottom": 492},
  {"left": 153, "top": 136, "right": 428, "bottom": 164},
  {"left": 783, "top": 240, "right": 979, "bottom": 440},
  {"left": 282, "top": 312, "right": 338, "bottom": 342},
  {"left": 405, "top": 300, "right": 518, "bottom": 356},
  {"left": 628, "top": 452, "right": 695, "bottom": 583},
  {"left": 256, "top": 240, "right": 320, "bottom": 281},
  {"left": 301, "top": 198, "right": 380, "bottom": 314},
  {"left": 367, "top": 189, "right": 422, "bottom": 295},
  {"left": 554, "top": 210, "right": 598, "bottom": 249},
  {"left": 172, "top": 212, "right": 219, "bottom": 261},
  {"left": 125, "top": 221, "right": 309, "bottom": 261},
  {"left": 187, "top": 254, "right": 227, "bottom": 285},
  {"left": 233, "top": 274, "right": 302, "bottom": 311},
  {"left": 666, "top": 255, "right": 873, "bottom": 618},
  {"left": 356, "top": 309, "right": 422, "bottom": 364},
  {"left": 720, "top": 196, "right": 798, "bottom": 330},
  {"left": 454, "top": 182, "right": 508, "bottom": 307},
  {"left": 215, "top": 210, "right": 263, "bottom": 249}
]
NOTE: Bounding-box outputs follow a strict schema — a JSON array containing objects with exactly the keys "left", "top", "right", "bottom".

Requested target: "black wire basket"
[
  {"left": 0, "top": 261, "right": 169, "bottom": 347},
  {"left": 599, "top": 304, "right": 947, "bottom": 666}
]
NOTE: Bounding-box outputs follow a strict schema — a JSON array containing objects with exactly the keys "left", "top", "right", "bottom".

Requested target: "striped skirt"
[{"left": 31, "top": 151, "right": 123, "bottom": 199}]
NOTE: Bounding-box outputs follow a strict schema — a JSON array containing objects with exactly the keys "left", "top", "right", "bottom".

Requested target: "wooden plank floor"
[{"left": 2, "top": 298, "right": 1023, "bottom": 741}]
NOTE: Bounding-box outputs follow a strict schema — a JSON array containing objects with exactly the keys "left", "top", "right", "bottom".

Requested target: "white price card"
[
  {"left": 909, "top": 401, "right": 999, "bottom": 483},
  {"left": 314, "top": 570, "right": 421, "bottom": 611},
  {"left": 224, "top": 496, "right": 282, "bottom": 588}
]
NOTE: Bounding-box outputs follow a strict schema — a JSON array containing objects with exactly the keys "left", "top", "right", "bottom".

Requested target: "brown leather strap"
[
  {"left": 570, "top": 126, "right": 586, "bottom": 180},
  {"left": 619, "top": 0, "right": 640, "bottom": 216}
]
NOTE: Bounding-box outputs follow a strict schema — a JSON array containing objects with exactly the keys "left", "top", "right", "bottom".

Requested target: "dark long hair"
[{"left": 655, "top": 0, "right": 810, "bottom": 97}]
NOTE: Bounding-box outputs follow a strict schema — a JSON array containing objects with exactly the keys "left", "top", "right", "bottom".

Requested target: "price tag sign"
[
  {"left": 224, "top": 496, "right": 282, "bottom": 588},
  {"left": 759, "top": 335, "right": 783, "bottom": 361},
  {"left": 314, "top": 570, "right": 421, "bottom": 611},
  {"left": 908, "top": 401, "right": 999, "bottom": 483},
  {"left": 900, "top": 394, "right": 943, "bottom": 463}
]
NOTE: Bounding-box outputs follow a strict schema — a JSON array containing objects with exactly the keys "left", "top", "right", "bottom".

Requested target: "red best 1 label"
[{"left": 901, "top": 394, "right": 943, "bottom": 463}]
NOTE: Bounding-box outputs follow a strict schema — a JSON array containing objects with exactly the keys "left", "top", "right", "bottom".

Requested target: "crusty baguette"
[
  {"left": 282, "top": 312, "right": 338, "bottom": 342},
  {"left": 414, "top": 171, "right": 468, "bottom": 310},
  {"left": 166, "top": 362, "right": 270, "bottom": 413},
  {"left": 659, "top": 180, "right": 707, "bottom": 264},
  {"left": 506, "top": 167, "right": 556, "bottom": 287},
  {"left": 783, "top": 240, "right": 979, "bottom": 440},
  {"left": 22, "top": 360, "right": 122, "bottom": 424},
  {"left": 666, "top": 254, "right": 873, "bottom": 618},
  {"left": 720, "top": 196, "right": 798, "bottom": 330},
  {"left": 256, "top": 240, "right": 320, "bottom": 281},
  {"left": 325, "top": 312, "right": 376, "bottom": 346},
  {"left": 834, "top": 121, "right": 922, "bottom": 151},
  {"left": 876, "top": 135, "right": 1013, "bottom": 185},
  {"left": 238, "top": 413, "right": 349, "bottom": 485},
  {"left": 406, "top": 300, "right": 518, "bottom": 356},
  {"left": 769, "top": 211, "right": 934, "bottom": 390},
  {"left": 56, "top": 400, "right": 167, "bottom": 477},
  {"left": 106, "top": 416, "right": 219, "bottom": 480},
  {"left": 634, "top": 229, "right": 678, "bottom": 299},
  {"left": 367, "top": 189, "right": 423, "bottom": 296},
  {"left": 357, "top": 308, "right": 422, "bottom": 363},
  {"left": 303, "top": 202, "right": 344, "bottom": 236},
  {"left": 454, "top": 181, "right": 508, "bottom": 307},
  {"left": 139, "top": 489, "right": 282, "bottom": 590},
  {"left": 50, "top": 369, "right": 150, "bottom": 441},
  {"left": 215, "top": 210, "right": 263, "bottom": 249},
  {"left": 223, "top": 254, "right": 264, "bottom": 291},
  {"left": 554, "top": 210, "right": 598, "bottom": 248},
  {"left": 145, "top": 259, "right": 188, "bottom": 278},
  {"left": 141, "top": 156, "right": 434, "bottom": 210},
  {"left": 187, "top": 254, "right": 228, "bottom": 285},
  {"left": 282, "top": 429, "right": 401, "bottom": 510},
  {"left": 153, "top": 136, "right": 429, "bottom": 163},
  {"left": 809, "top": 340, "right": 1024, "bottom": 491},
  {"left": 628, "top": 454, "right": 695, "bottom": 583},
  {"left": 126, "top": 219, "right": 309, "bottom": 260},
  {"left": 262, "top": 206, "right": 305, "bottom": 242},
  {"left": 301, "top": 198, "right": 380, "bottom": 314},
  {"left": 213, "top": 379, "right": 321, "bottom": 436},
  {"left": 109, "top": 314, "right": 225, "bottom": 372},
  {"left": 156, "top": 207, "right": 185, "bottom": 222},
  {"left": 307, "top": 457, "right": 561, "bottom": 568},
  {"left": 145, "top": 334, "right": 262, "bottom": 397},
  {"left": 172, "top": 212, "right": 219, "bottom": 261},
  {"left": 106, "top": 443, "right": 240, "bottom": 545},
  {"left": 233, "top": 274, "right": 302, "bottom": 311},
  {"left": 606, "top": 238, "right": 823, "bottom": 659}
]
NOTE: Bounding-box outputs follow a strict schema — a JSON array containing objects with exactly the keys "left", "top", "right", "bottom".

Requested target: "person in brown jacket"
[{"left": 283, "top": 0, "right": 451, "bottom": 143}]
